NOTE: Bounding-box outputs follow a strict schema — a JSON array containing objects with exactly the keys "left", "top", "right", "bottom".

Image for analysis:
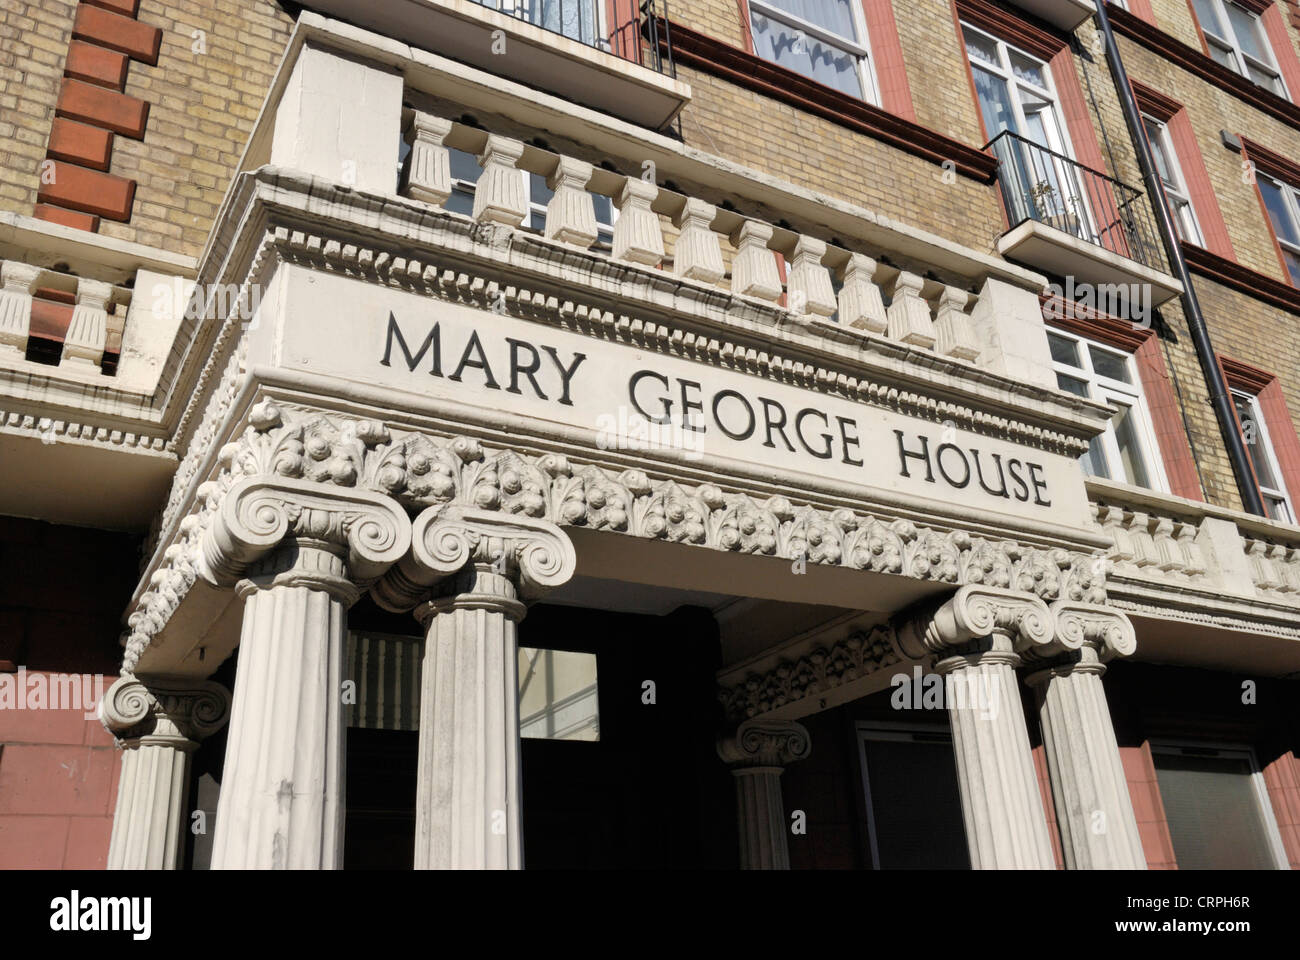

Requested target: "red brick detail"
[
  {"left": 36, "top": 161, "right": 136, "bottom": 222},
  {"left": 29, "top": 299, "right": 74, "bottom": 342},
  {"left": 64, "top": 40, "right": 129, "bottom": 90},
  {"left": 71, "top": 3, "right": 161, "bottom": 66},
  {"left": 862, "top": 0, "right": 915, "bottom": 122},
  {"left": 33, "top": 204, "right": 100, "bottom": 232},
  {"left": 1135, "top": 331, "right": 1205, "bottom": 501},
  {"left": 1033, "top": 743, "right": 1066, "bottom": 868},
  {"left": 56, "top": 77, "right": 148, "bottom": 139},
  {"left": 1262, "top": 750, "right": 1300, "bottom": 869},
  {"left": 1121, "top": 742, "right": 1179, "bottom": 869},
  {"left": 47, "top": 118, "right": 113, "bottom": 171},
  {"left": 84, "top": 0, "right": 140, "bottom": 16}
]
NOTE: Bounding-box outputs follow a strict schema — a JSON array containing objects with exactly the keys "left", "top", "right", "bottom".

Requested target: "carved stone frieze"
[{"left": 124, "top": 403, "right": 1108, "bottom": 672}]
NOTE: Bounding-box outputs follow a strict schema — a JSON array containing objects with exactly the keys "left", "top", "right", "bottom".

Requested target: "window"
[
  {"left": 1048, "top": 329, "right": 1167, "bottom": 489},
  {"left": 857, "top": 724, "right": 969, "bottom": 869},
  {"left": 1256, "top": 174, "right": 1300, "bottom": 286},
  {"left": 446, "top": 146, "right": 616, "bottom": 247},
  {"left": 518, "top": 647, "right": 600, "bottom": 741},
  {"left": 748, "top": 0, "right": 880, "bottom": 102},
  {"left": 1142, "top": 115, "right": 1204, "bottom": 246},
  {"left": 1232, "top": 389, "right": 1295, "bottom": 522},
  {"left": 1151, "top": 743, "right": 1289, "bottom": 869},
  {"left": 1190, "top": 0, "right": 1287, "bottom": 97}
]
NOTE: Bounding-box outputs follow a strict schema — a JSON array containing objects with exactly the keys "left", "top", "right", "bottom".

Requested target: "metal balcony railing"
[
  {"left": 466, "top": 0, "right": 675, "bottom": 75},
  {"left": 986, "top": 130, "right": 1162, "bottom": 271}
]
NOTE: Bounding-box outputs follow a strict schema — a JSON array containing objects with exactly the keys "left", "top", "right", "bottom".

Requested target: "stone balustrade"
[
  {"left": 1089, "top": 478, "right": 1300, "bottom": 609},
  {"left": 0, "top": 257, "right": 131, "bottom": 376},
  {"left": 399, "top": 111, "right": 984, "bottom": 366}
]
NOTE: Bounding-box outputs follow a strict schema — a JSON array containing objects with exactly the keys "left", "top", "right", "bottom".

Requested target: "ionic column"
[
  {"left": 1024, "top": 602, "right": 1146, "bottom": 869},
  {"left": 377, "top": 505, "right": 576, "bottom": 869},
  {"left": 199, "top": 473, "right": 411, "bottom": 869},
  {"left": 717, "top": 719, "right": 810, "bottom": 869},
  {"left": 100, "top": 675, "right": 231, "bottom": 869},
  {"left": 895, "top": 585, "right": 1056, "bottom": 869}
]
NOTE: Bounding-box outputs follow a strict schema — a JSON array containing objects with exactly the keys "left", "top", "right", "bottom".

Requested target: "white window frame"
[
  {"left": 856, "top": 722, "right": 966, "bottom": 871},
  {"left": 1047, "top": 327, "right": 1170, "bottom": 492},
  {"left": 1257, "top": 173, "right": 1300, "bottom": 285},
  {"left": 1192, "top": 0, "right": 1289, "bottom": 98},
  {"left": 1149, "top": 740, "right": 1291, "bottom": 870},
  {"left": 747, "top": 0, "right": 881, "bottom": 105},
  {"left": 1141, "top": 113, "right": 1204, "bottom": 246},
  {"left": 1231, "top": 388, "right": 1296, "bottom": 522}
]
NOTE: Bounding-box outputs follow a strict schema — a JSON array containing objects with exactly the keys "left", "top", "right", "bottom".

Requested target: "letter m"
[{"left": 380, "top": 313, "right": 441, "bottom": 374}]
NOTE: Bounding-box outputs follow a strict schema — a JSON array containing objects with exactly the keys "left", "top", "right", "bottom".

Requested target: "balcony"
[
  {"left": 988, "top": 131, "right": 1183, "bottom": 306},
  {"left": 299, "top": 0, "right": 690, "bottom": 129},
  {"left": 1004, "top": 0, "right": 1096, "bottom": 31}
]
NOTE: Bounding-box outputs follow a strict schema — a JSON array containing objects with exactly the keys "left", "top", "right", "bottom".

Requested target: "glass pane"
[
  {"left": 751, "top": 11, "right": 863, "bottom": 98},
  {"left": 1048, "top": 332, "right": 1081, "bottom": 366},
  {"left": 518, "top": 648, "right": 599, "bottom": 741},
  {"left": 971, "top": 64, "right": 1018, "bottom": 137},
  {"left": 862, "top": 736, "right": 969, "bottom": 869},
  {"left": 1234, "top": 394, "right": 1282, "bottom": 489},
  {"left": 1009, "top": 50, "right": 1046, "bottom": 87},
  {"left": 445, "top": 186, "right": 476, "bottom": 218},
  {"left": 962, "top": 26, "right": 999, "bottom": 66},
  {"left": 764, "top": 0, "right": 859, "bottom": 41},
  {"left": 1088, "top": 344, "right": 1132, "bottom": 383},
  {"left": 529, "top": 171, "right": 554, "bottom": 206},
  {"left": 449, "top": 147, "right": 482, "bottom": 184},
  {"left": 1173, "top": 197, "right": 1202, "bottom": 245},
  {"left": 1246, "top": 62, "right": 1284, "bottom": 95},
  {"left": 1153, "top": 751, "right": 1277, "bottom": 869},
  {"left": 1284, "top": 248, "right": 1300, "bottom": 287},
  {"left": 1265, "top": 495, "right": 1293, "bottom": 523},
  {"left": 593, "top": 192, "right": 614, "bottom": 226},
  {"left": 1111, "top": 400, "right": 1152, "bottom": 487},
  {"left": 1143, "top": 118, "right": 1176, "bottom": 188},
  {"left": 1056, "top": 373, "right": 1110, "bottom": 477},
  {"left": 1191, "top": 0, "right": 1226, "bottom": 39},
  {"left": 1225, "top": 3, "right": 1268, "bottom": 63},
  {"left": 1259, "top": 180, "right": 1300, "bottom": 246}
]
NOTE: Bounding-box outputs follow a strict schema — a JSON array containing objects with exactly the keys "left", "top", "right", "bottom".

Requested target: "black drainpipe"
[{"left": 1092, "top": 1, "right": 1265, "bottom": 515}]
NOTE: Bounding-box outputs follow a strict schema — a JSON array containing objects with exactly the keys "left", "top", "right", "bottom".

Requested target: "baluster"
[
  {"left": 472, "top": 134, "right": 528, "bottom": 227},
  {"left": 886, "top": 271, "right": 937, "bottom": 348},
  {"left": 61, "top": 278, "right": 112, "bottom": 370},
  {"left": 785, "top": 236, "right": 836, "bottom": 320},
  {"left": 729, "top": 220, "right": 781, "bottom": 302},
  {"left": 404, "top": 113, "right": 453, "bottom": 206},
  {"left": 544, "top": 156, "right": 598, "bottom": 249},
  {"left": 672, "top": 198, "right": 724, "bottom": 283},
  {"left": 0, "top": 260, "right": 40, "bottom": 359},
  {"left": 836, "top": 253, "right": 887, "bottom": 333},
  {"left": 612, "top": 177, "right": 664, "bottom": 266},
  {"left": 934, "top": 286, "right": 981, "bottom": 361}
]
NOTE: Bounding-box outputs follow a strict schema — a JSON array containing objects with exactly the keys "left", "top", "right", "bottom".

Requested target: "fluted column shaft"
[
  {"left": 101, "top": 676, "right": 230, "bottom": 870},
  {"left": 717, "top": 719, "right": 810, "bottom": 870},
  {"left": 1026, "top": 603, "right": 1145, "bottom": 869},
  {"left": 414, "top": 564, "right": 526, "bottom": 869},
  {"left": 210, "top": 539, "right": 358, "bottom": 869},
  {"left": 937, "top": 646, "right": 1056, "bottom": 869}
]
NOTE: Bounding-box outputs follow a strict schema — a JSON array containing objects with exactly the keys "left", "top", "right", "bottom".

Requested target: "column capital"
[
  {"left": 99, "top": 674, "right": 231, "bottom": 746},
  {"left": 199, "top": 475, "right": 411, "bottom": 594},
  {"left": 1024, "top": 601, "right": 1137, "bottom": 679},
  {"left": 894, "top": 585, "right": 1052, "bottom": 663},
  {"left": 717, "top": 719, "right": 811, "bottom": 770},
  {"left": 374, "top": 504, "right": 576, "bottom": 611}
]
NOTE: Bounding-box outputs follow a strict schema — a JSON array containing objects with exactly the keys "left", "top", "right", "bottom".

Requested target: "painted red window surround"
[
  {"left": 1043, "top": 296, "right": 1205, "bottom": 501},
  {"left": 1220, "top": 355, "right": 1300, "bottom": 513},
  {"left": 1261, "top": 3, "right": 1300, "bottom": 99},
  {"left": 606, "top": 0, "right": 639, "bottom": 61},
  {"left": 1032, "top": 744, "right": 1066, "bottom": 868},
  {"left": 1240, "top": 136, "right": 1300, "bottom": 286},
  {"left": 1121, "top": 742, "right": 1179, "bottom": 868},
  {"left": 1119, "top": 0, "right": 1157, "bottom": 24},
  {"left": 1131, "top": 80, "right": 1237, "bottom": 261},
  {"left": 732, "top": 0, "right": 916, "bottom": 120},
  {"left": 1262, "top": 750, "right": 1300, "bottom": 869}
]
